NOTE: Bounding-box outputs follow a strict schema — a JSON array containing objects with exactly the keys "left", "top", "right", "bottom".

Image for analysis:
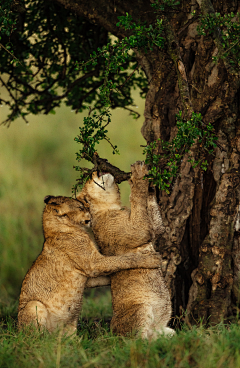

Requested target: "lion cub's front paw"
[
  {"left": 130, "top": 161, "right": 149, "bottom": 181},
  {"left": 142, "top": 251, "right": 162, "bottom": 269}
]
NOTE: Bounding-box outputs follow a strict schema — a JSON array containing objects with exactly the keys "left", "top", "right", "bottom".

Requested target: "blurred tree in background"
[{"left": 1, "top": 0, "right": 240, "bottom": 327}]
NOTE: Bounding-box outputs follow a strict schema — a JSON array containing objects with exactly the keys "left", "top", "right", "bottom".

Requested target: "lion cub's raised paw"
[
  {"left": 129, "top": 161, "right": 149, "bottom": 192},
  {"left": 130, "top": 161, "right": 149, "bottom": 180}
]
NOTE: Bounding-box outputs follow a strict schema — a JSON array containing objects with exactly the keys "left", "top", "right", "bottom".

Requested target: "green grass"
[
  {"left": 1, "top": 296, "right": 240, "bottom": 368},
  {"left": 82, "top": 288, "right": 113, "bottom": 321}
]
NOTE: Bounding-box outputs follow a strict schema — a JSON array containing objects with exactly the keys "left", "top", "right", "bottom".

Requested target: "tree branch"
[
  {"left": 164, "top": 19, "right": 194, "bottom": 119},
  {"left": 92, "top": 153, "right": 130, "bottom": 183}
]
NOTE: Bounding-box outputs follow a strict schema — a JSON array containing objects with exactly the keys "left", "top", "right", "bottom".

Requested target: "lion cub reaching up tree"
[
  {"left": 78, "top": 161, "right": 175, "bottom": 339},
  {"left": 18, "top": 195, "right": 162, "bottom": 335}
]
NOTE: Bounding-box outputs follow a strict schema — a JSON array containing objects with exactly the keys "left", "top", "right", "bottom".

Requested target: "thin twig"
[
  {"left": 0, "top": 77, "right": 28, "bottom": 126},
  {"left": 224, "top": 39, "right": 240, "bottom": 56},
  {"left": 93, "top": 180, "right": 106, "bottom": 190},
  {"left": 118, "top": 63, "right": 139, "bottom": 89},
  {"left": 104, "top": 136, "right": 118, "bottom": 151},
  {"left": 177, "top": 15, "right": 199, "bottom": 36},
  {"left": 0, "top": 43, "right": 24, "bottom": 67},
  {"left": 190, "top": 84, "right": 202, "bottom": 94},
  {"left": 123, "top": 106, "right": 141, "bottom": 119}
]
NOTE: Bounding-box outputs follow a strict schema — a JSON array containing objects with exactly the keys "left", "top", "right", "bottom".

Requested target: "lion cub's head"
[
  {"left": 78, "top": 172, "right": 122, "bottom": 212},
  {"left": 43, "top": 195, "right": 91, "bottom": 235}
]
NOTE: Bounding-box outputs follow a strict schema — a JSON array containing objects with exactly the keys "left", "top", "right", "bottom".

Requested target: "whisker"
[{"left": 93, "top": 180, "right": 106, "bottom": 191}]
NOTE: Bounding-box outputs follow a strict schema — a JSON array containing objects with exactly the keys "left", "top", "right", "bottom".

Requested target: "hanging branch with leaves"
[
  {"left": 73, "top": 3, "right": 219, "bottom": 195},
  {"left": 73, "top": 2, "right": 221, "bottom": 194}
]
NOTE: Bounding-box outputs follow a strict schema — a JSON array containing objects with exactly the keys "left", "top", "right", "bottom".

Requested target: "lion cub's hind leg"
[
  {"left": 128, "top": 304, "right": 176, "bottom": 340},
  {"left": 111, "top": 304, "right": 155, "bottom": 339},
  {"left": 18, "top": 301, "right": 77, "bottom": 335},
  {"left": 138, "top": 304, "right": 156, "bottom": 340},
  {"left": 62, "top": 321, "right": 78, "bottom": 337},
  {"left": 18, "top": 301, "right": 48, "bottom": 331}
]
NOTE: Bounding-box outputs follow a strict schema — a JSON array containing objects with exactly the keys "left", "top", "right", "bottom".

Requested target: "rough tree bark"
[{"left": 52, "top": 0, "right": 240, "bottom": 325}]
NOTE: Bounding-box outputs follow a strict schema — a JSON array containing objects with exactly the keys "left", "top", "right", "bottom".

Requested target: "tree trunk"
[
  {"left": 140, "top": 0, "right": 240, "bottom": 326},
  {"left": 53, "top": 0, "right": 240, "bottom": 325}
]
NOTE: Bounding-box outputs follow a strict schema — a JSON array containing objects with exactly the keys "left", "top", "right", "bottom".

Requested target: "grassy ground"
[{"left": 1, "top": 293, "right": 240, "bottom": 368}]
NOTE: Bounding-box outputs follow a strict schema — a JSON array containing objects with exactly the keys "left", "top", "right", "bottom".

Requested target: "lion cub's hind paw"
[{"left": 156, "top": 327, "right": 176, "bottom": 338}]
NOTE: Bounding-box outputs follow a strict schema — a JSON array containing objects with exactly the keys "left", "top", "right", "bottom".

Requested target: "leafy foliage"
[
  {"left": 151, "top": 0, "right": 181, "bottom": 11},
  {"left": 0, "top": 1, "right": 147, "bottom": 125},
  {"left": 73, "top": 8, "right": 218, "bottom": 193},
  {"left": 73, "top": 11, "right": 165, "bottom": 191},
  {"left": 198, "top": 12, "right": 240, "bottom": 69},
  {"left": 73, "top": 109, "right": 120, "bottom": 190},
  {"left": 0, "top": 1, "right": 220, "bottom": 194},
  {"left": 144, "top": 112, "right": 218, "bottom": 192},
  {"left": 0, "top": 0, "right": 19, "bottom": 64},
  {"left": 75, "top": 110, "right": 119, "bottom": 162},
  {"left": 116, "top": 12, "right": 165, "bottom": 50},
  {"left": 0, "top": 0, "right": 17, "bottom": 37}
]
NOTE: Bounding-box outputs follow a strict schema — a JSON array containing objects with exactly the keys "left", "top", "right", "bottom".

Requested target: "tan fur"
[
  {"left": 78, "top": 162, "right": 175, "bottom": 339},
  {"left": 18, "top": 195, "right": 161, "bottom": 335}
]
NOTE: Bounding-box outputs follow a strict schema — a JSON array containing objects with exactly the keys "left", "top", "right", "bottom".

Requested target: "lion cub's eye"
[{"left": 85, "top": 220, "right": 90, "bottom": 224}]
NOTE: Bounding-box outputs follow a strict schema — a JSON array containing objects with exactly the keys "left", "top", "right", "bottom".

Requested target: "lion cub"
[
  {"left": 18, "top": 195, "right": 162, "bottom": 335},
  {"left": 79, "top": 162, "right": 175, "bottom": 339}
]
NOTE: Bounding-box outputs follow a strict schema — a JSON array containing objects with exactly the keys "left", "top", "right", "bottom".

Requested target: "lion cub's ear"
[
  {"left": 43, "top": 195, "right": 63, "bottom": 215},
  {"left": 76, "top": 192, "right": 89, "bottom": 208},
  {"left": 77, "top": 197, "right": 89, "bottom": 209},
  {"left": 44, "top": 195, "right": 54, "bottom": 204},
  {"left": 44, "top": 195, "right": 61, "bottom": 205},
  {"left": 44, "top": 195, "right": 60, "bottom": 206}
]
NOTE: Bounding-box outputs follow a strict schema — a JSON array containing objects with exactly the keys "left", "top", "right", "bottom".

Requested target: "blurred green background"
[{"left": 0, "top": 89, "right": 145, "bottom": 306}]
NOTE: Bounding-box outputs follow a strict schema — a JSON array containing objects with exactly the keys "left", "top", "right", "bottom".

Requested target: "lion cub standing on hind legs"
[
  {"left": 18, "top": 195, "right": 162, "bottom": 335},
  {"left": 78, "top": 161, "right": 175, "bottom": 339}
]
